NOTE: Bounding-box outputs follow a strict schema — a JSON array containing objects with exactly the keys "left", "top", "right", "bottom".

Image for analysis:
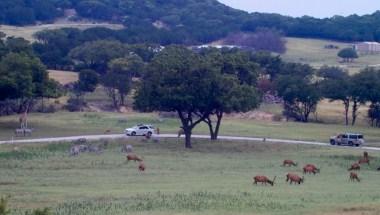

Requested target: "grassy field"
[
  {"left": 282, "top": 37, "right": 380, "bottom": 74},
  {"left": 1, "top": 111, "right": 380, "bottom": 146},
  {"left": 1, "top": 139, "right": 380, "bottom": 215},
  {"left": 48, "top": 70, "right": 78, "bottom": 85},
  {"left": 0, "top": 23, "right": 124, "bottom": 42}
]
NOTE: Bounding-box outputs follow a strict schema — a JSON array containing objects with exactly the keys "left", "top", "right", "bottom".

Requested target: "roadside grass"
[
  {"left": 1, "top": 140, "right": 380, "bottom": 215},
  {"left": 282, "top": 37, "right": 380, "bottom": 74},
  {"left": 1, "top": 111, "right": 380, "bottom": 146}
]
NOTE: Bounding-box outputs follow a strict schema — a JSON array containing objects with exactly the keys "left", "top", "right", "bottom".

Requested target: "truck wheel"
[
  {"left": 131, "top": 132, "right": 136, "bottom": 136},
  {"left": 348, "top": 141, "right": 353, "bottom": 146},
  {"left": 330, "top": 140, "right": 336, "bottom": 145},
  {"left": 355, "top": 144, "right": 360, "bottom": 147}
]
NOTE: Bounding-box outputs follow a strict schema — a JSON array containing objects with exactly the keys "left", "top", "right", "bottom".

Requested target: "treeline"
[
  {"left": 243, "top": 12, "right": 380, "bottom": 42},
  {"left": 0, "top": 0, "right": 62, "bottom": 25},
  {"left": 3, "top": 0, "right": 380, "bottom": 43}
]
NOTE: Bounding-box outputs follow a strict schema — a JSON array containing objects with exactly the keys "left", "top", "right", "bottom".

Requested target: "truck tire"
[
  {"left": 131, "top": 131, "right": 136, "bottom": 136},
  {"left": 330, "top": 140, "right": 336, "bottom": 145}
]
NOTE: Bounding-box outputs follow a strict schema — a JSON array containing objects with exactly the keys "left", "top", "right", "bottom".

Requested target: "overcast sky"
[{"left": 218, "top": 0, "right": 379, "bottom": 18}]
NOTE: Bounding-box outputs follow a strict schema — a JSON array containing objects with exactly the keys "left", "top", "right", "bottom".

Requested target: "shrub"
[{"left": 65, "top": 97, "right": 86, "bottom": 112}]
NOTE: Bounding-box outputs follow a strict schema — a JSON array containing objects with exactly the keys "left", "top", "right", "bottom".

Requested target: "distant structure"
[{"left": 354, "top": 42, "right": 380, "bottom": 54}]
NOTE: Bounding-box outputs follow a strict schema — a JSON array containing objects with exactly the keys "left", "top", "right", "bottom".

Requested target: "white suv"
[{"left": 125, "top": 124, "right": 155, "bottom": 136}]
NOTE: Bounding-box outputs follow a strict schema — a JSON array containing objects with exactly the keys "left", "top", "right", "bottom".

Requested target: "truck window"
[
  {"left": 358, "top": 135, "right": 364, "bottom": 139},
  {"left": 342, "top": 134, "right": 348, "bottom": 138},
  {"left": 349, "top": 135, "right": 357, "bottom": 139}
]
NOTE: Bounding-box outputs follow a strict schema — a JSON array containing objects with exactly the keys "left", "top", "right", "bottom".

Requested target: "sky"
[{"left": 218, "top": 0, "right": 379, "bottom": 18}]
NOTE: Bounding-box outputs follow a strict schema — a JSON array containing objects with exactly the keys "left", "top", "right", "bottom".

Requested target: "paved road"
[{"left": 1, "top": 133, "right": 379, "bottom": 151}]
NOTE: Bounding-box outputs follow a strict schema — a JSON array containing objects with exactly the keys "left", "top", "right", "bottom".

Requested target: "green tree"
[
  {"left": 102, "top": 55, "right": 144, "bottom": 108},
  {"left": 351, "top": 68, "right": 380, "bottom": 126},
  {"left": 318, "top": 66, "right": 352, "bottom": 125},
  {"left": 275, "top": 63, "right": 320, "bottom": 122},
  {"left": 200, "top": 48, "right": 261, "bottom": 140},
  {"left": 134, "top": 46, "right": 213, "bottom": 148},
  {"left": 338, "top": 48, "right": 358, "bottom": 63}
]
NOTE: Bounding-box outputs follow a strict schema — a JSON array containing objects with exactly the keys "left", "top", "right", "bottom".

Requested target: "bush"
[{"left": 65, "top": 97, "right": 86, "bottom": 112}]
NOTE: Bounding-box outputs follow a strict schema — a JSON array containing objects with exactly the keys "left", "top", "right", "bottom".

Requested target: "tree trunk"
[
  {"left": 184, "top": 128, "right": 192, "bottom": 149},
  {"left": 343, "top": 99, "right": 350, "bottom": 126},
  {"left": 120, "top": 93, "right": 125, "bottom": 106},
  {"left": 351, "top": 100, "right": 359, "bottom": 126},
  {"left": 204, "top": 111, "right": 223, "bottom": 140}
]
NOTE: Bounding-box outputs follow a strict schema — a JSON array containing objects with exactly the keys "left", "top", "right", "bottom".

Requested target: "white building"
[{"left": 354, "top": 42, "right": 380, "bottom": 54}]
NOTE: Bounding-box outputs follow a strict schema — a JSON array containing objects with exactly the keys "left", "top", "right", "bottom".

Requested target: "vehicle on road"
[
  {"left": 330, "top": 133, "right": 364, "bottom": 147},
  {"left": 125, "top": 124, "right": 155, "bottom": 136}
]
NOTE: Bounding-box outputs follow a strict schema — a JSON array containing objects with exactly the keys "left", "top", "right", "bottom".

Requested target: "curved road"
[{"left": 0, "top": 133, "right": 379, "bottom": 151}]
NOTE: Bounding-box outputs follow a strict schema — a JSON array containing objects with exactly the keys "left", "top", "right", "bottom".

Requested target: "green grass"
[
  {"left": 1, "top": 140, "right": 380, "bottom": 215},
  {"left": 282, "top": 37, "right": 380, "bottom": 74},
  {"left": 1, "top": 111, "right": 380, "bottom": 146}
]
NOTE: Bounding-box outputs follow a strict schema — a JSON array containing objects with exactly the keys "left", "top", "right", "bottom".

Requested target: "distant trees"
[
  {"left": 338, "top": 48, "right": 358, "bottom": 62},
  {"left": 224, "top": 28, "right": 286, "bottom": 53},
  {"left": 69, "top": 40, "right": 129, "bottom": 73}
]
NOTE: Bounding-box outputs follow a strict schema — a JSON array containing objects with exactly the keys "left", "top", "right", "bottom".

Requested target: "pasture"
[
  {"left": 282, "top": 37, "right": 380, "bottom": 74},
  {"left": 1, "top": 139, "right": 380, "bottom": 215}
]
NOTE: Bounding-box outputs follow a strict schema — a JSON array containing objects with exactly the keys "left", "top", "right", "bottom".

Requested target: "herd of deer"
[{"left": 253, "top": 151, "right": 376, "bottom": 186}]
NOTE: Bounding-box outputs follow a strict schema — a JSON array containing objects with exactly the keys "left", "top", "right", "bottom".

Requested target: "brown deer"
[
  {"left": 282, "top": 160, "right": 297, "bottom": 167},
  {"left": 363, "top": 151, "right": 369, "bottom": 159},
  {"left": 303, "top": 165, "right": 319, "bottom": 175},
  {"left": 253, "top": 175, "right": 276, "bottom": 186},
  {"left": 348, "top": 163, "right": 360, "bottom": 171},
  {"left": 304, "top": 164, "right": 320, "bottom": 173},
  {"left": 349, "top": 172, "right": 360, "bottom": 182},
  {"left": 358, "top": 157, "right": 370, "bottom": 165},
  {"left": 126, "top": 154, "right": 143, "bottom": 163},
  {"left": 138, "top": 162, "right": 146, "bottom": 171},
  {"left": 177, "top": 128, "right": 184, "bottom": 138},
  {"left": 286, "top": 173, "right": 304, "bottom": 185}
]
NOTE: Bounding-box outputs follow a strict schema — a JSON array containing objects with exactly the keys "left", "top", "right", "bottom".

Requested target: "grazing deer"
[
  {"left": 286, "top": 173, "right": 304, "bottom": 185},
  {"left": 253, "top": 175, "right": 276, "bottom": 186},
  {"left": 358, "top": 157, "right": 370, "bottom": 165},
  {"left": 303, "top": 165, "right": 319, "bottom": 175},
  {"left": 348, "top": 163, "right": 360, "bottom": 171},
  {"left": 282, "top": 160, "right": 297, "bottom": 167},
  {"left": 126, "top": 154, "right": 143, "bottom": 163},
  {"left": 304, "top": 164, "right": 320, "bottom": 173},
  {"left": 349, "top": 172, "right": 360, "bottom": 182},
  {"left": 138, "top": 162, "right": 146, "bottom": 172}
]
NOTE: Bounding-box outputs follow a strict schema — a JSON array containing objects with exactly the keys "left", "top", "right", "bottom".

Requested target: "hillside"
[{"left": 2, "top": 1, "right": 380, "bottom": 43}]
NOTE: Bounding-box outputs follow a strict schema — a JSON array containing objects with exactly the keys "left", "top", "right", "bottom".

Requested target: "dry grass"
[
  {"left": 282, "top": 37, "right": 380, "bottom": 74},
  {"left": 0, "top": 23, "right": 124, "bottom": 42},
  {"left": 48, "top": 70, "right": 78, "bottom": 85}
]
